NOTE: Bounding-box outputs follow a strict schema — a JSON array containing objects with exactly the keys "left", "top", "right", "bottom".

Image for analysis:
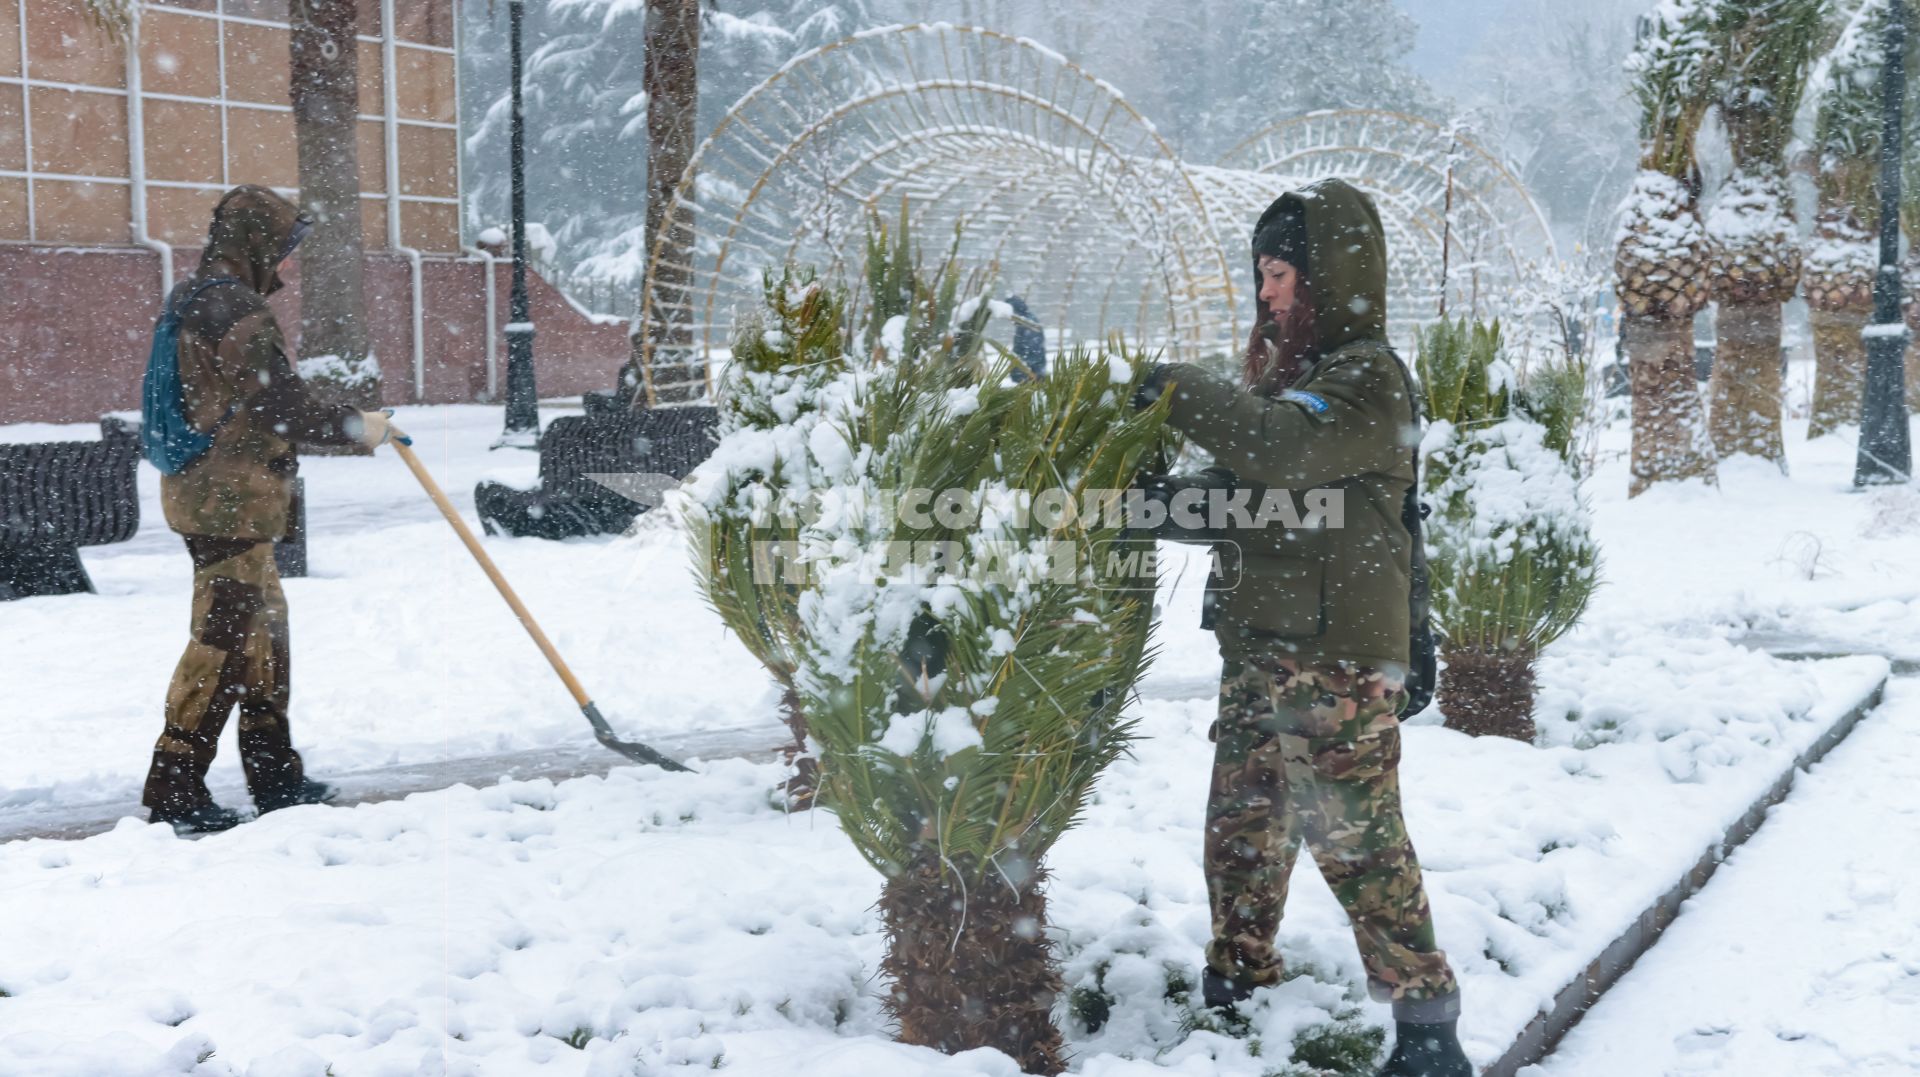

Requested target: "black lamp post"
[
  {"left": 497, "top": 0, "right": 540, "bottom": 448},
  {"left": 1857, "top": 0, "right": 1913, "bottom": 485}
]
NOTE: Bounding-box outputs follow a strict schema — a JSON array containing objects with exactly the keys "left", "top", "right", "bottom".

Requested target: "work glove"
[
  {"left": 350, "top": 408, "right": 410, "bottom": 449},
  {"left": 1129, "top": 465, "right": 1239, "bottom": 544},
  {"left": 1131, "top": 363, "right": 1175, "bottom": 411}
]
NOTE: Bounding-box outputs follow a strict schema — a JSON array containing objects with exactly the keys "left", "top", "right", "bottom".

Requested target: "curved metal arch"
[
  {"left": 1211, "top": 110, "right": 1558, "bottom": 344},
  {"left": 637, "top": 24, "right": 1235, "bottom": 403},
  {"left": 636, "top": 35, "right": 1560, "bottom": 405},
  {"left": 847, "top": 133, "right": 1205, "bottom": 336},
  {"left": 1221, "top": 109, "right": 1554, "bottom": 242}
]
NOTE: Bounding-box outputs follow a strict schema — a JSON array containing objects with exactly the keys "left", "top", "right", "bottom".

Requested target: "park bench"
[
  {"left": 475, "top": 403, "right": 720, "bottom": 540},
  {"left": 0, "top": 418, "right": 142, "bottom": 600}
]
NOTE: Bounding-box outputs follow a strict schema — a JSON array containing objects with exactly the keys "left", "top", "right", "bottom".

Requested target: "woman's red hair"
[{"left": 1242, "top": 274, "right": 1318, "bottom": 391}]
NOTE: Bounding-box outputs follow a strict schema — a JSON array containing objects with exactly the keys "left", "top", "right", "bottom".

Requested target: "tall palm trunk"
[
  {"left": 291, "top": 0, "right": 375, "bottom": 454},
  {"left": 628, "top": 0, "right": 702, "bottom": 407},
  {"left": 1709, "top": 301, "right": 1787, "bottom": 461},
  {"left": 1625, "top": 315, "right": 1717, "bottom": 494},
  {"left": 879, "top": 858, "right": 1065, "bottom": 1075},
  {"left": 1804, "top": 212, "right": 1876, "bottom": 438},
  {"left": 1706, "top": 175, "right": 1797, "bottom": 466},
  {"left": 1616, "top": 173, "right": 1717, "bottom": 497},
  {"left": 1809, "top": 308, "right": 1871, "bottom": 435}
]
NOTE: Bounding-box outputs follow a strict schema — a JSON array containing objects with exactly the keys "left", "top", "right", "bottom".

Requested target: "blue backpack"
[{"left": 140, "top": 276, "right": 244, "bottom": 474}]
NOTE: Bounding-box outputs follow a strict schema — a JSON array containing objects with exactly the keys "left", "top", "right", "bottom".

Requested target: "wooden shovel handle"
[{"left": 391, "top": 437, "right": 593, "bottom": 709}]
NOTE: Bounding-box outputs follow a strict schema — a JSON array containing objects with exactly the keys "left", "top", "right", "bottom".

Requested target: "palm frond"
[
  {"left": 794, "top": 345, "right": 1164, "bottom": 886},
  {"left": 1712, "top": 0, "right": 1830, "bottom": 172},
  {"left": 690, "top": 207, "right": 1166, "bottom": 889},
  {"left": 1626, "top": 0, "right": 1721, "bottom": 176},
  {"left": 1417, "top": 319, "right": 1601, "bottom": 656}
]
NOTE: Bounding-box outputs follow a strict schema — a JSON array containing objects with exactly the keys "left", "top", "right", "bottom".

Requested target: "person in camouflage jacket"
[
  {"left": 142, "top": 185, "right": 399, "bottom": 834},
  {"left": 1136, "top": 180, "right": 1469, "bottom": 1076}
]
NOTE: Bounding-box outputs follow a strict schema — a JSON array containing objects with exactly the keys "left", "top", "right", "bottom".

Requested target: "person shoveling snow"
[{"left": 139, "top": 184, "right": 401, "bottom": 835}]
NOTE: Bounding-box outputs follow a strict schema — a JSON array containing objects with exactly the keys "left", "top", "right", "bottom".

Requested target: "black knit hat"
[{"left": 1252, "top": 202, "right": 1310, "bottom": 280}]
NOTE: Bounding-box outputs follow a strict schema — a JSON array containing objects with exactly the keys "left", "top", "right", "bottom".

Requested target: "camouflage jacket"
[
  {"left": 160, "top": 186, "right": 359, "bottom": 541},
  {"left": 1156, "top": 179, "right": 1419, "bottom": 672}
]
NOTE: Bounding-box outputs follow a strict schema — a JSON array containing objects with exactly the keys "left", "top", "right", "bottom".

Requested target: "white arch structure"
[{"left": 636, "top": 24, "right": 1555, "bottom": 404}]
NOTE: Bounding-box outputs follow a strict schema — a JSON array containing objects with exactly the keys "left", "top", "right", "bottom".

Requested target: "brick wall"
[
  {"left": 0, "top": 244, "right": 632, "bottom": 423},
  {"left": 1, "top": 0, "right": 461, "bottom": 252}
]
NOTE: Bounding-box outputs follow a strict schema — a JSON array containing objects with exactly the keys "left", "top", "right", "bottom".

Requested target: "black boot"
[
  {"left": 254, "top": 779, "right": 337, "bottom": 815},
  {"left": 1377, "top": 1018, "right": 1471, "bottom": 1076},
  {"left": 151, "top": 802, "right": 246, "bottom": 835},
  {"left": 1200, "top": 969, "right": 1257, "bottom": 1014}
]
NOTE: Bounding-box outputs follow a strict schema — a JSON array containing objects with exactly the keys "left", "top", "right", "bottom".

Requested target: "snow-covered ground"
[
  {"left": 2, "top": 389, "right": 1918, "bottom": 1074},
  {"left": 0, "top": 405, "right": 781, "bottom": 819},
  {"left": 1528, "top": 677, "right": 1920, "bottom": 1077}
]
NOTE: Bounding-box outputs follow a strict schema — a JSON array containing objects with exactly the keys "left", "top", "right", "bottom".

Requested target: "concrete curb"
[{"left": 1479, "top": 662, "right": 1891, "bottom": 1077}]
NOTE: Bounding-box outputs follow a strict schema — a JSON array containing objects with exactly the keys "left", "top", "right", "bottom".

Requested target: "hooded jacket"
[
  {"left": 159, "top": 185, "right": 360, "bottom": 541},
  {"left": 1154, "top": 178, "right": 1419, "bottom": 671}
]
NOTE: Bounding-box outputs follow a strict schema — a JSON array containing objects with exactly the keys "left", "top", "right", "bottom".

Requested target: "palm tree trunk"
[
  {"left": 1708, "top": 300, "right": 1786, "bottom": 465},
  {"left": 1439, "top": 648, "right": 1537, "bottom": 742},
  {"left": 879, "top": 858, "right": 1066, "bottom": 1075},
  {"left": 627, "top": 0, "right": 702, "bottom": 407},
  {"left": 1808, "top": 304, "right": 1871, "bottom": 438},
  {"left": 291, "top": 0, "right": 375, "bottom": 455},
  {"left": 1623, "top": 317, "right": 1718, "bottom": 497}
]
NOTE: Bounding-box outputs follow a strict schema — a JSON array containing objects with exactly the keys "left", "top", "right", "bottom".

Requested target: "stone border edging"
[{"left": 1478, "top": 665, "right": 1890, "bottom": 1077}]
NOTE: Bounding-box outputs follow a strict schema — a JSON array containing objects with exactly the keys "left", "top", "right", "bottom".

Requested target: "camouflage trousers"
[
  {"left": 142, "top": 536, "right": 307, "bottom": 814},
  {"left": 1204, "top": 655, "right": 1460, "bottom": 1021}
]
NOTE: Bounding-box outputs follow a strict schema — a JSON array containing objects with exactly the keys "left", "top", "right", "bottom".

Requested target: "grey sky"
[
  {"left": 1403, "top": 0, "right": 1528, "bottom": 87},
  {"left": 1403, "top": 0, "right": 1647, "bottom": 96}
]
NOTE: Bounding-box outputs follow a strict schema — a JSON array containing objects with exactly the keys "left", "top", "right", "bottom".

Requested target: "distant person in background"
[
  {"left": 141, "top": 185, "right": 398, "bottom": 834},
  {"left": 1005, "top": 295, "right": 1047, "bottom": 382}
]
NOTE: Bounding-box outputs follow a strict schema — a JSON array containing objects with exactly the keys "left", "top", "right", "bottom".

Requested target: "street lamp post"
[
  {"left": 1857, "top": 0, "right": 1913, "bottom": 485},
  {"left": 497, "top": 0, "right": 540, "bottom": 449}
]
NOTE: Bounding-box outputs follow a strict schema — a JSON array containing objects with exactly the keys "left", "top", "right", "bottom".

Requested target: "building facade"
[{"left": 0, "top": 0, "right": 628, "bottom": 424}]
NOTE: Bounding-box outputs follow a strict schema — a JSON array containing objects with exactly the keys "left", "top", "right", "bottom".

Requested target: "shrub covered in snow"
[
  {"left": 1417, "top": 318, "right": 1601, "bottom": 742},
  {"left": 680, "top": 211, "right": 1172, "bottom": 1071}
]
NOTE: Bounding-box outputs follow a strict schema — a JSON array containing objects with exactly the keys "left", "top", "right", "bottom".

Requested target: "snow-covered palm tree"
[
  {"left": 1704, "top": 0, "right": 1827, "bottom": 466},
  {"left": 685, "top": 213, "right": 1165, "bottom": 1072},
  {"left": 1617, "top": 0, "right": 1720, "bottom": 495},
  {"left": 1805, "top": 0, "right": 1895, "bottom": 436},
  {"left": 1418, "top": 319, "right": 1600, "bottom": 742}
]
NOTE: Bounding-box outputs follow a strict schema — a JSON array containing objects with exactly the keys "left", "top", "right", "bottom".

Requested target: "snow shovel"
[{"left": 390, "top": 435, "right": 690, "bottom": 772}]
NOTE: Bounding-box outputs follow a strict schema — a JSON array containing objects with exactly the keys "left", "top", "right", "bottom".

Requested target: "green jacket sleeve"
[{"left": 1157, "top": 353, "right": 1412, "bottom": 490}]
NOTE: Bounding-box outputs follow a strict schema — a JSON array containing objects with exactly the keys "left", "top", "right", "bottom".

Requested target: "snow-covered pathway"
[{"left": 1527, "top": 676, "right": 1920, "bottom": 1076}]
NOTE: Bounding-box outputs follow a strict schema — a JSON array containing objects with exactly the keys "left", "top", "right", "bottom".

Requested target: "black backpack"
[{"left": 1388, "top": 351, "right": 1437, "bottom": 718}]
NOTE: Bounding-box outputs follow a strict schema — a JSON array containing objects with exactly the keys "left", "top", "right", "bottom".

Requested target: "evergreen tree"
[
  {"left": 461, "top": 0, "right": 884, "bottom": 282},
  {"left": 894, "top": 0, "right": 1439, "bottom": 159},
  {"left": 1459, "top": 5, "right": 1641, "bottom": 253}
]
